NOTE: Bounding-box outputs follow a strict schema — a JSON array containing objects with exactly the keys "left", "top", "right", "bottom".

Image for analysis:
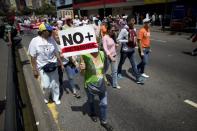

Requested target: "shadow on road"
[
  {"left": 182, "top": 51, "right": 197, "bottom": 56},
  {"left": 59, "top": 80, "right": 81, "bottom": 100},
  {"left": 123, "top": 69, "right": 136, "bottom": 82},
  {"left": 0, "top": 99, "right": 6, "bottom": 115},
  {"left": 71, "top": 100, "right": 100, "bottom": 117}
]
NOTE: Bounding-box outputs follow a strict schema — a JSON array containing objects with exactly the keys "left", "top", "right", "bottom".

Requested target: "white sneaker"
[
  {"left": 141, "top": 73, "right": 150, "bottom": 78},
  {"left": 44, "top": 99, "right": 49, "bottom": 104},
  {"left": 55, "top": 100, "right": 61, "bottom": 105},
  {"left": 114, "top": 86, "right": 121, "bottom": 89}
]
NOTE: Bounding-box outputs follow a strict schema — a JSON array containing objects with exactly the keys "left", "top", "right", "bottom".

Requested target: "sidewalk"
[
  {"left": 0, "top": 39, "right": 9, "bottom": 131},
  {"left": 0, "top": 39, "right": 16, "bottom": 131}
]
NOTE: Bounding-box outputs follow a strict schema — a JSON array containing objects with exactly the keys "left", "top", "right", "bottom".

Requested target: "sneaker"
[
  {"left": 73, "top": 93, "right": 81, "bottom": 99},
  {"left": 117, "top": 74, "right": 123, "bottom": 79},
  {"left": 90, "top": 115, "right": 98, "bottom": 122},
  {"left": 44, "top": 99, "right": 49, "bottom": 104},
  {"left": 141, "top": 73, "right": 150, "bottom": 78},
  {"left": 113, "top": 86, "right": 121, "bottom": 89},
  {"left": 54, "top": 100, "right": 61, "bottom": 105},
  {"left": 101, "top": 122, "right": 113, "bottom": 131},
  {"left": 136, "top": 77, "right": 145, "bottom": 85}
]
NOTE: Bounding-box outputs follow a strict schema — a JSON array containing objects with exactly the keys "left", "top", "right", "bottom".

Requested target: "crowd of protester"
[{"left": 3, "top": 11, "right": 196, "bottom": 131}]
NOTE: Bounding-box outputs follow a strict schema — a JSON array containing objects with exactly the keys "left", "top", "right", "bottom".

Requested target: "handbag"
[
  {"left": 192, "top": 34, "right": 197, "bottom": 43},
  {"left": 87, "top": 78, "right": 106, "bottom": 95},
  {"left": 42, "top": 62, "right": 57, "bottom": 72}
]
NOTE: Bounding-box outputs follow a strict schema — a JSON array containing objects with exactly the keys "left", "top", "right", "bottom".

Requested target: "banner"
[
  {"left": 58, "top": 25, "right": 98, "bottom": 57},
  {"left": 63, "top": 10, "right": 74, "bottom": 19},
  {"left": 144, "top": 0, "right": 168, "bottom": 4}
]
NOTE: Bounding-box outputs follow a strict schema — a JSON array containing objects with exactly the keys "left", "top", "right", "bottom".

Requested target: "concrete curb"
[{"left": 17, "top": 45, "right": 59, "bottom": 131}]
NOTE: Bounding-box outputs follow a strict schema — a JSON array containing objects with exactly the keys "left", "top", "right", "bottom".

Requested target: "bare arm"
[
  {"left": 79, "top": 56, "right": 85, "bottom": 75},
  {"left": 138, "top": 39, "right": 144, "bottom": 56},
  {"left": 55, "top": 52, "right": 64, "bottom": 70},
  {"left": 7, "top": 32, "right": 12, "bottom": 46},
  {"left": 30, "top": 56, "right": 39, "bottom": 78}
]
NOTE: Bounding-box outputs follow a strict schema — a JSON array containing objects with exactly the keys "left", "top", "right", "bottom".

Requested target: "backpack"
[
  {"left": 127, "top": 29, "right": 137, "bottom": 48},
  {"left": 11, "top": 26, "right": 18, "bottom": 38},
  {"left": 192, "top": 34, "right": 197, "bottom": 43}
]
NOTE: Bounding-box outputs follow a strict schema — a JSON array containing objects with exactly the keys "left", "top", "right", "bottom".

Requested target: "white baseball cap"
[
  {"left": 123, "top": 15, "right": 128, "bottom": 19},
  {"left": 143, "top": 18, "right": 151, "bottom": 23}
]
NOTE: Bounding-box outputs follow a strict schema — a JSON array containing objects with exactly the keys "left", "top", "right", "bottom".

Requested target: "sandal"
[{"left": 73, "top": 93, "right": 81, "bottom": 99}]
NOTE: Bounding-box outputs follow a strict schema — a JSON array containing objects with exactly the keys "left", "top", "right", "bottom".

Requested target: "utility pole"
[{"left": 103, "top": 0, "right": 106, "bottom": 17}]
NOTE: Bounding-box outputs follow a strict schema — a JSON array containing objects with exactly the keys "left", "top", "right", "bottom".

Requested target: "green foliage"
[
  {"left": 0, "top": 10, "right": 5, "bottom": 16},
  {"left": 22, "top": 7, "right": 33, "bottom": 15},
  {"left": 34, "top": 3, "right": 56, "bottom": 16}
]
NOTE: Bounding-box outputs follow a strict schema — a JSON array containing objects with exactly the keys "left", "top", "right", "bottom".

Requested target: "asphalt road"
[{"left": 21, "top": 30, "right": 197, "bottom": 131}]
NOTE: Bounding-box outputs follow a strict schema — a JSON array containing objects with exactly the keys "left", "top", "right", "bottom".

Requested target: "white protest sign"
[{"left": 58, "top": 25, "right": 98, "bottom": 57}]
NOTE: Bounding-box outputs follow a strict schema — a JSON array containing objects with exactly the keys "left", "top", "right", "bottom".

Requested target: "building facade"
[
  {"left": 73, "top": 0, "right": 177, "bottom": 17},
  {"left": 56, "top": 0, "right": 74, "bottom": 19}
]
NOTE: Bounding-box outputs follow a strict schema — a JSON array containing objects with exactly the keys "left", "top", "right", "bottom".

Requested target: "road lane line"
[
  {"left": 151, "top": 38, "right": 167, "bottom": 43},
  {"left": 184, "top": 99, "right": 197, "bottom": 108}
]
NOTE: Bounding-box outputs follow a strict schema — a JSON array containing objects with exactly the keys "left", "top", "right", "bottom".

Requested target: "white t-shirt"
[
  {"left": 28, "top": 36, "right": 59, "bottom": 69},
  {"left": 82, "top": 19, "right": 89, "bottom": 25},
  {"left": 57, "top": 20, "right": 63, "bottom": 28},
  {"left": 73, "top": 19, "right": 81, "bottom": 27}
]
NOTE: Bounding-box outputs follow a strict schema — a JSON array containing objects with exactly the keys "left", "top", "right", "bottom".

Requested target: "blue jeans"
[
  {"left": 137, "top": 48, "right": 150, "bottom": 74},
  {"left": 104, "top": 56, "right": 118, "bottom": 87},
  {"left": 65, "top": 65, "right": 79, "bottom": 94},
  {"left": 86, "top": 90, "right": 108, "bottom": 122},
  {"left": 118, "top": 50, "right": 141, "bottom": 79},
  {"left": 58, "top": 65, "right": 78, "bottom": 94}
]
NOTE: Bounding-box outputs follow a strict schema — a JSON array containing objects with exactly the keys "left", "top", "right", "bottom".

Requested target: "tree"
[{"left": 34, "top": 3, "right": 56, "bottom": 16}]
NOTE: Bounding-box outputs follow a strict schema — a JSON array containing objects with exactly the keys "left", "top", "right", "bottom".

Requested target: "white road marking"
[
  {"left": 184, "top": 99, "right": 197, "bottom": 108},
  {"left": 151, "top": 38, "right": 167, "bottom": 43}
]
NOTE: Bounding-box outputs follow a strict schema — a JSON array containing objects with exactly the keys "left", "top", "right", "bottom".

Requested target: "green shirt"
[{"left": 82, "top": 51, "right": 105, "bottom": 88}]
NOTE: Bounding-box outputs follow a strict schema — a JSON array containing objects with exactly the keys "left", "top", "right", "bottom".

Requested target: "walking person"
[
  {"left": 137, "top": 18, "right": 151, "bottom": 78},
  {"left": 188, "top": 19, "right": 197, "bottom": 40},
  {"left": 28, "top": 23, "right": 64, "bottom": 105},
  {"left": 80, "top": 50, "right": 113, "bottom": 131},
  {"left": 54, "top": 19, "right": 81, "bottom": 98},
  {"left": 102, "top": 23, "right": 121, "bottom": 89},
  {"left": 117, "top": 17, "right": 144, "bottom": 84}
]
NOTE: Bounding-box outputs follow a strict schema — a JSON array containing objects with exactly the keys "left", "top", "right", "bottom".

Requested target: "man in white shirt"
[
  {"left": 82, "top": 16, "right": 89, "bottom": 25},
  {"left": 152, "top": 13, "right": 156, "bottom": 26},
  {"left": 28, "top": 23, "right": 64, "bottom": 105},
  {"left": 73, "top": 15, "right": 81, "bottom": 27},
  {"left": 57, "top": 17, "right": 63, "bottom": 29}
]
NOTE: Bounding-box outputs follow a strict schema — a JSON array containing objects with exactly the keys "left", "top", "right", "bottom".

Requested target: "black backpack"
[{"left": 11, "top": 26, "right": 17, "bottom": 38}]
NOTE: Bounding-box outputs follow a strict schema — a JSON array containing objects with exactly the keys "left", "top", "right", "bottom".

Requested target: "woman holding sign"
[{"left": 80, "top": 50, "right": 113, "bottom": 131}]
